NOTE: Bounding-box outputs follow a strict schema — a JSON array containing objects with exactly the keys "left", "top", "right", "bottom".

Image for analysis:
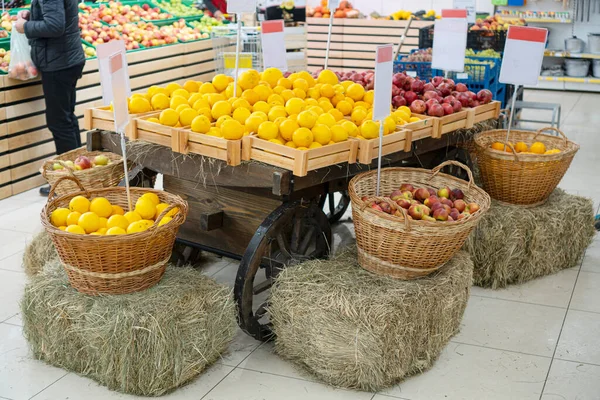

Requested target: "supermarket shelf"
[
  {"left": 526, "top": 76, "right": 600, "bottom": 92},
  {"left": 538, "top": 76, "right": 600, "bottom": 84},
  {"left": 495, "top": 16, "right": 572, "bottom": 23},
  {"left": 544, "top": 51, "right": 600, "bottom": 59}
]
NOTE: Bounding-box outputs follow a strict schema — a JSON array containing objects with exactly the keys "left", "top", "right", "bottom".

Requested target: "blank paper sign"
[
  {"left": 431, "top": 16, "right": 468, "bottom": 72},
  {"left": 373, "top": 44, "right": 393, "bottom": 121},
  {"left": 500, "top": 26, "right": 548, "bottom": 86},
  {"left": 261, "top": 20, "right": 287, "bottom": 70}
]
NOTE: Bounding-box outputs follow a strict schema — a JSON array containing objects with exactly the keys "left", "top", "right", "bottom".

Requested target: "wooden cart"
[{"left": 87, "top": 127, "right": 486, "bottom": 342}]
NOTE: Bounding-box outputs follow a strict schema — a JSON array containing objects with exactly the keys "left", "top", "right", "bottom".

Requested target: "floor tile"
[
  {"left": 211, "top": 262, "right": 239, "bottom": 289},
  {"left": 0, "top": 269, "right": 27, "bottom": 323},
  {"left": 217, "top": 329, "right": 261, "bottom": 367},
  {"left": 0, "top": 323, "right": 68, "bottom": 400},
  {"left": 556, "top": 310, "right": 600, "bottom": 365},
  {"left": 383, "top": 343, "right": 550, "bottom": 400},
  {"left": 3, "top": 313, "right": 23, "bottom": 327},
  {"left": 470, "top": 268, "right": 579, "bottom": 309},
  {"left": 581, "top": 239, "right": 600, "bottom": 274},
  {"left": 569, "top": 272, "right": 600, "bottom": 314},
  {"left": 453, "top": 296, "right": 565, "bottom": 357},
  {"left": 30, "top": 363, "right": 234, "bottom": 400},
  {"left": 0, "top": 251, "right": 25, "bottom": 273},
  {"left": 0, "top": 202, "right": 44, "bottom": 234},
  {"left": 541, "top": 359, "right": 600, "bottom": 400},
  {"left": 236, "top": 342, "right": 312, "bottom": 382},
  {"left": 203, "top": 368, "right": 373, "bottom": 400},
  {"left": 0, "top": 230, "right": 32, "bottom": 261}
]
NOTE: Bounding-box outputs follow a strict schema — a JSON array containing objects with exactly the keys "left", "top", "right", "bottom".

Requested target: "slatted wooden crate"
[
  {"left": 415, "top": 101, "right": 502, "bottom": 138},
  {"left": 242, "top": 134, "right": 358, "bottom": 177},
  {"left": 0, "top": 39, "right": 220, "bottom": 199},
  {"left": 355, "top": 129, "right": 412, "bottom": 165},
  {"left": 173, "top": 129, "right": 242, "bottom": 166},
  {"left": 306, "top": 18, "right": 432, "bottom": 72},
  {"left": 83, "top": 106, "right": 155, "bottom": 132}
]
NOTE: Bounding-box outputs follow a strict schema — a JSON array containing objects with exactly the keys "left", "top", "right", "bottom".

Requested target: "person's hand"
[
  {"left": 214, "top": 10, "right": 223, "bottom": 20},
  {"left": 17, "top": 10, "right": 30, "bottom": 20},
  {"left": 15, "top": 18, "right": 26, "bottom": 34}
]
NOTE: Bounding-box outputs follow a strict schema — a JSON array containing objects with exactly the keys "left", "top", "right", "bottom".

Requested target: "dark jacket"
[{"left": 24, "top": 0, "right": 85, "bottom": 72}]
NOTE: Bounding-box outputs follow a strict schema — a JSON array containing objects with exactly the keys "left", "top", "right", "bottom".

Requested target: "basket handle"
[
  {"left": 147, "top": 203, "right": 178, "bottom": 232},
  {"left": 42, "top": 160, "right": 76, "bottom": 180},
  {"left": 48, "top": 175, "right": 89, "bottom": 199},
  {"left": 430, "top": 160, "right": 475, "bottom": 191},
  {"left": 534, "top": 127, "right": 568, "bottom": 144},
  {"left": 360, "top": 196, "right": 411, "bottom": 231}
]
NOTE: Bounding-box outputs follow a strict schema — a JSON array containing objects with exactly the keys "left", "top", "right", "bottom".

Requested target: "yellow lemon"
[
  {"left": 277, "top": 77, "right": 292, "bottom": 89},
  {"left": 212, "top": 74, "right": 230, "bottom": 92},
  {"left": 221, "top": 119, "right": 245, "bottom": 140},
  {"left": 331, "top": 125, "right": 349, "bottom": 142},
  {"left": 328, "top": 108, "right": 344, "bottom": 122},
  {"left": 530, "top": 142, "right": 546, "bottom": 154},
  {"left": 336, "top": 100, "right": 352, "bottom": 116},
  {"left": 66, "top": 224, "right": 86, "bottom": 235},
  {"left": 292, "top": 88, "right": 306, "bottom": 99},
  {"left": 267, "top": 94, "right": 285, "bottom": 105},
  {"left": 269, "top": 138, "right": 285, "bottom": 145},
  {"left": 239, "top": 69, "right": 261, "bottom": 90},
  {"left": 312, "top": 124, "right": 332, "bottom": 145},
  {"left": 279, "top": 119, "right": 299, "bottom": 141},
  {"left": 232, "top": 98, "right": 251, "bottom": 111},
  {"left": 106, "top": 226, "right": 126, "bottom": 235},
  {"left": 281, "top": 89, "right": 295, "bottom": 102},
  {"left": 124, "top": 211, "right": 142, "bottom": 224},
  {"left": 69, "top": 195, "right": 90, "bottom": 213},
  {"left": 245, "top": 115, "right": 263, "bottom": 134},
  {"left": 292, "top": 127, "right": 313, "bottom": 148},
  {"left": 515, "top": 142, "right": 529, "bottom": 153},
  {"left": 90, "top": 197, "right": 112, "bottom": 218},
  {"left": 298, "top": 71, "right": 316, "bottom": 87},
  {"left": 192, "top": 98, "right": 210, "bottom": 111},
  {"left": 76, "top": 212, "right": 99, "bottom": 233},
  {"left": 317, "top": 69, "right": 338, "bottom": 85},
  {"left": 183, "top": 80, "right": 199, "bottom": 93},
  {"left": 211, "top": 100, "right": 232, "bottom": 120},
  {"left": 216, "top": 115, "right": 232, "bottom": 128},
  {"left": 150, "top": 93, "right": 170, "bottom": 110},
  {"left": 135, "top": 198, "right": 156, "bottom": 219},
  {"left": 190, "top": 115, "right": 211, "bottom": 134},
  {"left": 351, "top": 108, "right": 368, "bottom": 125},
  {"left": 252, "top": 101, "right": 271, "bottom": 115},
  {"left": 188, "top": 93, "right": 203, "bottom": 106},
  {"left": 331, "top": 93, "right": 345, "bottom": 107},
  {"left": 285, "top": 98, "right": 304, "bottom": 115},
  {"left": 175, "top": 104, "right": 191, "bottom": 114},
  {"left": 199, "top": 82, "right": 217, "bottom": 94},
  {"left": 179, "top": 108, "right": 198, "bottom": 127},
  {"left": 340, "top": 80, "right": 353, "bottom": 89},
  {"left": 111, "top": 205, "right": 125, "bottom": 216},
  {"left": 346, "top": 83, "right": 365, "bottom": 101},
  {"left": 320, "top": 84, "right": 335, "bottom": 98},
  {"left": 363, "top": 90, "right": 374, "bottom": 104},
  {"left": 273, "top": 117, "right": 287, "bottom": 128},
  {"left": 261, "top": 67, "right": 283, "bottom": 87},
  {"left": 319, "top": 100, "right": 333, "bottom": 112},
  {"left": 309, "top": 142, "right": 322, "bottom": 149},
  {"left": 50, "top": 207, "right": 70, "bottom": 227},
  {"left": 127, "top": 220, "right": 152, "bottom": 234},
  {"left": 316, "top": 112, "right": 336, "bottom": 128},
  {"left": 98, "top": 217, "right": 108, "bottom": 229},
  {"left": 107, "top": 214, "right": 129, "bottom": 231},
  {"left": 341, "top": 120, "right": 358, "bottom": 137},
  {"left": 408, "top": 116, "right": 421, "bottom": 123},
  {"left": 285, "top": 141, "right": 297, "bottom": 148},
  {"left": 393, "top": 110, "right": 411, "bottom": 123},
  {"left": 307, "top": 106, "right": 324, "bottom": 116},
  {"left": 155, "top": 203, "right": 178, "bottom": 219},
  {"left": 257, "top": 121, "right": 279, "bottom": 140},
  {"left": 360, "top": 120, "right": 380, "bottom": 139},
  {"left": 172, "top": 88, "right": 190, "bottom": 100},
  {"left": 196, "top": 107, "right": 213, "bottom": 121},
  {"left": 268, "top": 106, "right": 287, "bottom": 122},
  {"left": 159, "top": 109, "right": 179, "bottom": 126},
  {"left": 233, "top": 107, "right": 251, "bottom": 124},
  {"left": 147, "top": 117, "right": 160, "bottom": 124},
  {"left": 242, "top": 89, "right": 260, "bottom": 105},
  {"left": 384, "top": 116, "right": 397, "bottom": 135},
  {"left": 225, "top": 83, "right": 243, "bottom": 99},
  {"left": 97, "top": 227, "right": 108, "bottom": 235},
  {"left": 165, "top": 82, "right": 182, "bottom": 95},
  {"left": 158, "top": 216, "right": 173, "bottom": 226},
  {"left": 307, "top": 87, "right": 320, "bottom": 100},
  {"left": 251, "top": 111, "right": 268, "bottom": 122},
  {"left": 253, "top": 84, "right": 272, "bottom": 102},
  {"left": 169, "top": 95, "right": 188, "bottom": 110},
  {"left": 298, "top": 110, "right": 317, "bottom": 129},
  {"left": 129, "top": 97, "right": 152, "bottom": 113}
]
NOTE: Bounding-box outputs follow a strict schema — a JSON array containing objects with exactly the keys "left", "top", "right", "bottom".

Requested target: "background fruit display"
[
  {"left": 306, "top": 0, "right": 360, "bottom": 18},
  {"left": 155, "top": 0, "right": 203, "bottom": 17},
  {"left": 82, "top": 44, "right": 97, "bottom": 58},
  {"left": 1, "top": 12, "right": 17, "bottom": 31},
  {"left": 470, "top": 15, "right": 525, "bottom": 31},
  {"left": 187, "top": 15, "right": 224, "bottom": 33},
  {"left": 51, "top": 155, "right": 111, "bottom": 172},
  {"left": 363, "top": 184, "right": 480, "bottom": 222},
  {"left": 82, "top": 2, "right": 172, "bottom": 25},
  {"left": 386, "top": 9, "right": 438, "bottom": 21},
  {"left": 127, "top": 68, "right": 419, "bottom": 149},
  {"left": 0, "top": 49, "right": 10, "bottom": 73},
  {"left": 49, "top": 192, "right": 179, "bottom": 236}
]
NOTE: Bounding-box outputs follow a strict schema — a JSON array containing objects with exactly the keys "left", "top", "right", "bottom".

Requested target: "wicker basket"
[
  {"left": 41, "top": 176, "right": 188, "bottom": 295},
  {"left": 474, "top": 127, "right": 579, "bottom": 206},
  {"left": 348, "top": 161, "right": 491, "bottom": 279},
  {"left": 40, "top": 147, "right": 128, "bottom": 196}
]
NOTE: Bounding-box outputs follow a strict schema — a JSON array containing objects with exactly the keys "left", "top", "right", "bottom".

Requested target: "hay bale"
[
  {"left": 269, "top": 248, "right": 473, "bottom": 391},
  {"left": 464, "top": 189, "right": 596, "bottom": 289},
  {"left": 23, "top": 230, "right": 58, "bottom": 277},
  {"left": 21, "top": 261, "right": 236, "bottom": 397}
]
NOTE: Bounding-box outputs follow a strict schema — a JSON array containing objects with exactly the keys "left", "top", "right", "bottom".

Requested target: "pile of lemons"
[
  {"left": 491, "top": 141, "right": 561, "bottom": 155},
  {"left": 50, "top": 192, "right": 178, "bottom": 236},
  {"left": 127, "top": 68, "right": 421, "bottom": 149}
]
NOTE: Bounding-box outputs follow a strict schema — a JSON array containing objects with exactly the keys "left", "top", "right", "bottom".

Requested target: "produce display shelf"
[
  {"left": 354, "top": 128, "right": 413, "bottom": 165},
  {"left": 539, "top": 76, "right": 600, "bottom": 84},
  {"left": 543, "top": 51, "right": 600, "bottom": 60},
  {"left": 495, "top": 16, "right": 572, "bottom": 24}
]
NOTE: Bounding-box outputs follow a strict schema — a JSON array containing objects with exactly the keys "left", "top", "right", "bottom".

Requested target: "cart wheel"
[
  {"left": 169, "top": 240, "right": 203, "bottom": 267},
  {"left": 318, "top": 190, "right": 351, "bottom": 223},
  {"left": 428, "top": 146, "right": 473, "bottom": 181},
  {"left": 235, "top": 200, "right": 332, "bottom": 341},
  {"left": 122, "top": 166, "right": 156, "bottom": 188}
]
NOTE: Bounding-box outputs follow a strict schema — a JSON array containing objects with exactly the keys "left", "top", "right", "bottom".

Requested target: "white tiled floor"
[{"left": 0, "top": 89, "right": 598, "bottom": 400}]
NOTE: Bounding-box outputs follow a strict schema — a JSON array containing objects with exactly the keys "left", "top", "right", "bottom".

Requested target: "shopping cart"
[{"left": 211, "top": 26, "right": 263, "bottom": 77}]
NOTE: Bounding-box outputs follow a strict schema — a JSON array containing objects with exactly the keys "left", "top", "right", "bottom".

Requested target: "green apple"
[{"left": 94, "top": 155, "right": 109, "bottom": 166}]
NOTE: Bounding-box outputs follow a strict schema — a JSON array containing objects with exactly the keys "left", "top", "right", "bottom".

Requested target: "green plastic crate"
[{"left": 0, "top": 40, "right": 10, "bottom": 75}]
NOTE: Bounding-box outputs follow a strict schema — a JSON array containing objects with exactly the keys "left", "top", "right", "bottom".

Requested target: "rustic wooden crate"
[
  {"left": 173, "top": 129, "right": 242, "bottom": 167},
  {"left": 403, "top": 115, "right": 440, "bottom": 141},
  {"left": 414, "top": 101, "right": 502, "bottom": 138},
  {"left": 127, "top": 113, "right": 181, "bottom": 148},
  {"left": 355, "top": 129, "right": 413, "bottom": 165},
  {"left": 242, "top": 135, "right": 358, "bottom": 177},
  {"left": 83, "top": 107, "right": 155, "bottom": 133},
  {"left": 472, "top": 101, "right": 501, "bottom": 124}
]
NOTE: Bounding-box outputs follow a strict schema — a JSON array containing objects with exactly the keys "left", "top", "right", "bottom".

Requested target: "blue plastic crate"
[
  {"left": 433, "top": 55, "right": 502, "bottom": 95},
  {"left": 393, "top": 49, "right": 434, "bottom": 80}
]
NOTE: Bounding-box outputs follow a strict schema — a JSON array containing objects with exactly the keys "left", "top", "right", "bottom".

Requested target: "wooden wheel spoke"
[
  {"left": 328, "top": 192, "right": 335, "bottom": 216},
  {"left": 276, "top": 232, "right": 293, "bottom": 260},
  {"left": 255, "top": 302, "right": 269, "bottom": 319},
  {"left": 297, "top": 225, "right": 316, "bottom": 256},
  {"left": 253, "top": 278, "right": 273, "bottom": 295},
  {"left": 290, "top": 213, "right": 304, "bottom": 253}
]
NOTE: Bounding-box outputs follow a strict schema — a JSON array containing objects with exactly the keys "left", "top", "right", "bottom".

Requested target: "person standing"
[{"left": 15, "top": 0, "right": 86, "bottom": 196}]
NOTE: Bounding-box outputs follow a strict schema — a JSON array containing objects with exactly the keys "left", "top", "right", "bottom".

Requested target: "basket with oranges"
[{"left": 41, "top": 176, "right": 188, "bottom": 295}]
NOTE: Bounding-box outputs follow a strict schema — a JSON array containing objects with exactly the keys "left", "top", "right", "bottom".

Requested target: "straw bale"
[
  {"left": 22, "top": 230, "right": 58, "bottom": 277},
  {"left": 269, "top": 248, "right": 473, "bottom": 391},
  {"left": 21, "top": 261, "right": 236, "bottom": 396},
  {"left": 464, "top": 189, "right": 595, "bottom": 288}
]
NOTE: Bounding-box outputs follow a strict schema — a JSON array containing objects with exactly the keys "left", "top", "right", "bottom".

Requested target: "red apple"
[
  {"left": 451, "top": 188, "right": 464, "bottom": 201},
  {"left": 390, "top": 190, "right": 404, "bottom": 201},
  {"left": 424, "top": 195, "right": 439, "bottom": 208},
  {"left": 404, "top": 91, "right": 418, "bottom": 105},
  {"left": 408, "top": 205, "right": 424, "bottom": 220},
  {"left": 380, "top": 202, "right": 392, "bottom": 214},
  {"left": 74, "top": 156, "right": 92, "bottom": 170},
  {"left": 400, "top": 183, "right": 414, "bottom": 192},
  {"left": 422, "top": 215, "right": 436, "bottom": 222},
  {"left": 441, "top": 103, "right": 454, "bottom": 115},
  {"left": 411, "top": 79, "right": 425, "bottom": 93},
  {"left": 456, "top": 83, "right": 468, "bottom": 92},
  {"left": 428, "top": 103, "right": 444, "bottom": 117},
  {"left": 400, "top": 191, "right": 413, "bottom": 200},
  {"left": 467, "top": 203, "right": 480, "bottom": 213},
  {"left": 421, "top": 205, "right": 431, "bottom": 216},
  {"left": 433, "top": 208, "right": 448, "bottom": 221},
  {"left": 477, "top": 89, "right": 493, "bottom": 104},
  {"left": 449, "top": 208, "right": 460, "bottom": 221},
  {"left": 423, "top": 82, "right": 435, "bottom": 92},
  {"left": 437, "top": 187, "right": 451, "bottom": 198},
  {"left": 410, "top": 99, "right": 426, "bottom": 114},
  {"left": 441, "top": 198, "right": 454, "bottom": 208},
  {"left": 453, "top": 199, "right": 466, "bottom": 213},
  {"left": 371, "top": 203, "right": 383, "bottom": 212},
  {"left": 396, "top": 199, "right": 411, "bottom": 209},
  {"left": 427, "top": 188, "right": 436, "bottom": 197},
  {"left": 430, "top": 202, "right": 444, "bottom": 212},
  {"left": 414, "top": 188, "right": 430, "bottom": 202}
]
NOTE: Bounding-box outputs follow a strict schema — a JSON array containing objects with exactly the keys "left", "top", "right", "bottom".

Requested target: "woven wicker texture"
[
  {"left": 41, "top": 147, "right": 128, "bottom": 196},
  {"left": 474, "top": 127, "right": 579, "bottom": 206},
  {"left": 348, "top": 161, "right": 491, "bottom": 279},
  {"left": 41, "top": 176, "right": 188, "bottom": 295}
]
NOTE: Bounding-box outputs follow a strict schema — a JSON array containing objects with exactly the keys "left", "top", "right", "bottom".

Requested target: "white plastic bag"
[{"left": 8, "top": 23, "right": 38, "bottom": 80}]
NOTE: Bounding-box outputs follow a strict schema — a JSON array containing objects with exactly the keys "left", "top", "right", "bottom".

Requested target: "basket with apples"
[
  {"left": 40, "top": 147, "right": 129, "bottom": 197},
  {"left": 349, "top": 161, "right": 490, "bottom": 279}
]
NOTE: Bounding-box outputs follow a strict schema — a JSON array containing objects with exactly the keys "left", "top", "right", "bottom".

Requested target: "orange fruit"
[
  {"left": 514, "top": 142, "right": 529, "bottom": 153},
  {"left": 530, "top": 142, "right": 546, "bottom": 154}
]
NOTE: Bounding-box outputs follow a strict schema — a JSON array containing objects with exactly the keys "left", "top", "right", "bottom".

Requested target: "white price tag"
[
  {"left": 261, "top": 20, "right": 287, "bottom": 70},
  {"left": 406, "top": 71, "right": 417, "bottom": 77},
  {"left": 373, "top": 44, "right": 393, "bottom": 121},
  {"left": 453, "top": 0, "right": 476, "bottom": 23},
  {"left": 456, "top": 72, "right": 469, "bottom": 79},
  {"left": 108, "top": 52, "right": 129, "bottom": 132},
  {"left": 328, "top": 0, "right": 339, "bottom": 8},
  {"left": 431, "top": 10, "right": 468, "bottom": 73},
  {"left": 227, "top": 0, "right": 257, "bottom": 14},
  {"left": 97, "top": 41, "right": 130, "bottom": 106},
  {"left": 500, "top": 26, "right": 548, "bottom": 86}
]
